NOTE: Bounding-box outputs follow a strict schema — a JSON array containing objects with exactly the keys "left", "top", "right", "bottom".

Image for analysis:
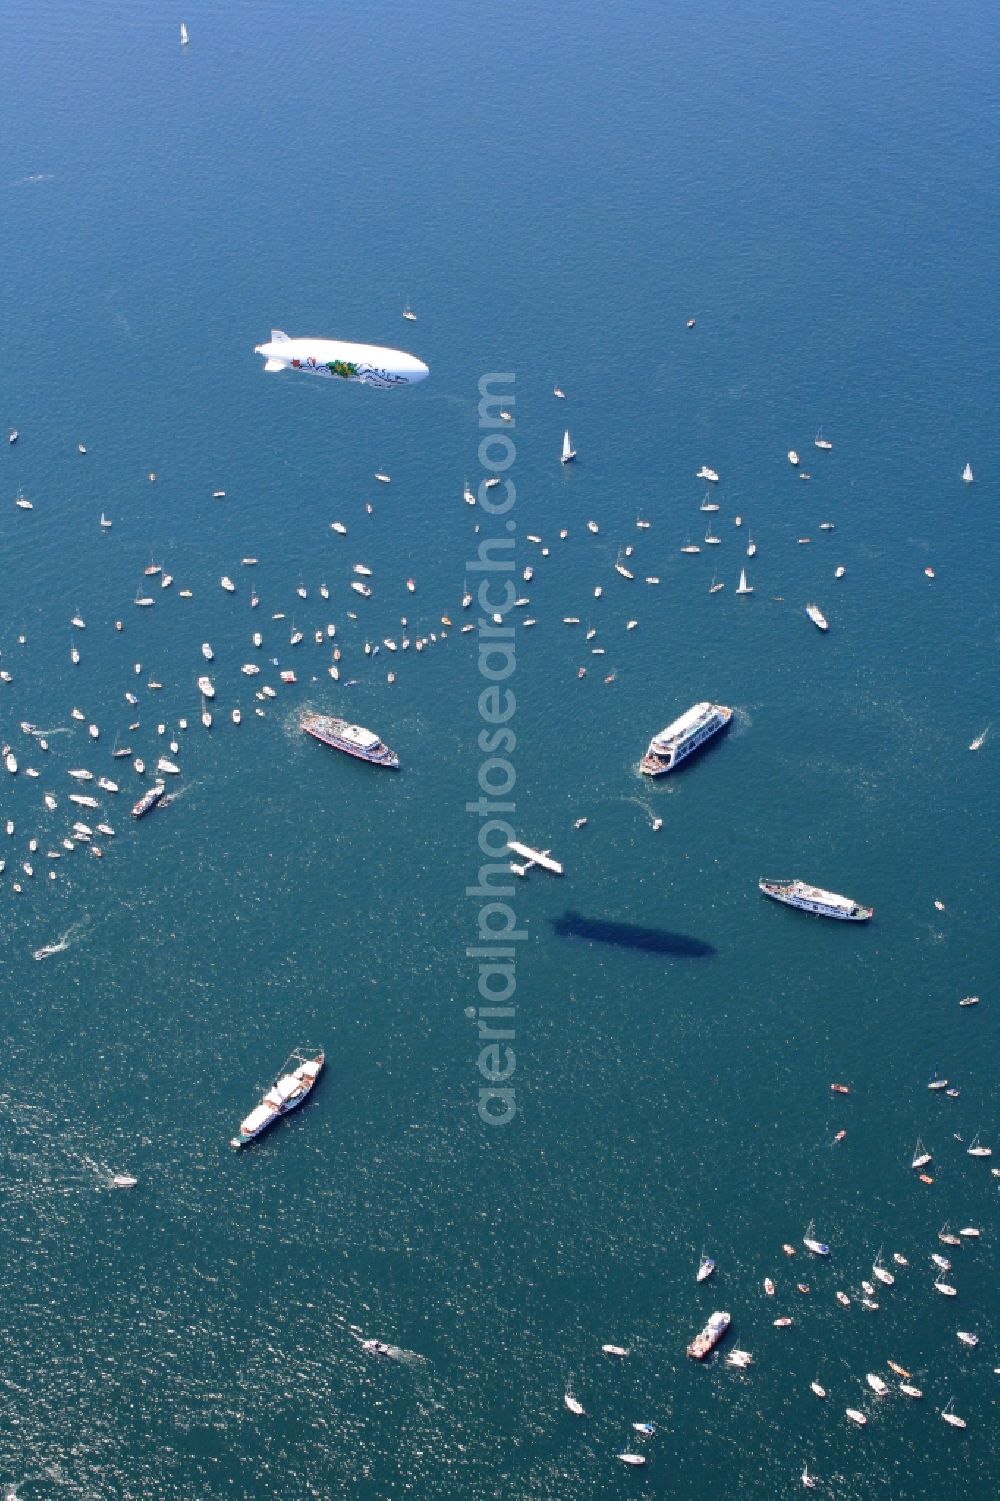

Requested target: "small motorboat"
[
  {"left": 764, "top": 1277, "right": 775, "bottom": 1296},
  {"left": 111, "top": 1174, "right": 138, "bottom": 1189},
  {"left": 866, "top": 1373, "right": 889, "bottom": 1396},
  {"left": 899, "top": 1383, "right": 923, "bottom": 1398},
  {"left": 809, "top": 1382, "right": 826, "bottom": 1399},
  {"left": 957, "top": 1331, "right": 978, "bottom": 1348},
  {"left": 773, "top": 1317, "right": 793, "bottom": 1328},
  {"left": 836, "top": 1291, "right": 851, "bottom": 1307},
  {"left": 887, "top": 1360, "right": 910, "bottom": 1379},
  {"left": 563, "top": 1392, "right": 585, "bottom": 1416},
  {"left": 941, "top": 1400, "right": 966, "bottom": 1429},
  {"left": 601, "top": 1344, "right": 629, "bottom": 1358},
  {"left": 845, "top": 1408, "right": 867, "bottom": 1427},
  {"left": 617, "top": 1454, "right": 646, "bottom": 1467}
]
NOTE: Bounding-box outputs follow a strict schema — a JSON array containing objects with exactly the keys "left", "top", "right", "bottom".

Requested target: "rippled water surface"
[{"left": 1, "top": 1, "right": 997, "bottom": 1496}]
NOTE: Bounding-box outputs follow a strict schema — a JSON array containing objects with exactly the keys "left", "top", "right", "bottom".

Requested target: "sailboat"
[
  {"left": 696, "top": 1251, "right": 716, "bottom": 1282},
  {"left": 100, "top": 512, "right": 112, "bottom": 529},
  {"left": 402, "top": 303, "right": 417, "bottom": 322},
  {"left": 560, "top": 430, "right": 576, "bottom": 464},
  {"left": 966, "top": 1132, "right": 992, "bottom": 1158},
  {"left": 801, "top": 1467, "right": 817, "bottom": 1490},
  {"left": 911, "top": 1138, "right": 932, "bottom": 1169},
  {"left": 179, "top": 20, "right": 189, "bottom": 45},
  {"left": 704, "top": 525, "right": 721, "bottom": 545},
  {"left": 803, "top": 1221, "right": 830, "bottom": 1256},
  {"left": 700, "top": 494, "right": 720, "bottom": 512},
  {"left": 746, "top": 539, "right": 756, "bottom": 557},
  {"left": 814, "top": 433, "right": 833, "bottom": 451},
  {"left": 962, "top": 463, "right": 973, "bottom": 483},
  {"left": 941, "top": 1399, "right": 967, "bottom": 1429},
  {"left": 709, "top": 575, "right": 725, "bottom": 593},
  {"left": 736, "top": 568, "right": 753, "bottom": 595},
  {"left": 969, "top": 728, "right": 987, "bottom": 750}
]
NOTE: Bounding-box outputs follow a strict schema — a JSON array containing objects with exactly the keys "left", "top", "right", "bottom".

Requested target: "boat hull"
[
  {"left": 231, "top": 1050, "right": 325, "bottom": 1148},
  {"left": 759, "top": 879, "right": 872, "bottom": 921}
]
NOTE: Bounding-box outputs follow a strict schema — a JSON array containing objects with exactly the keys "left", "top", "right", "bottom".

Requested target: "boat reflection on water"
[{"left": 550, "top": 909, "right": 715, "bottom": 958}]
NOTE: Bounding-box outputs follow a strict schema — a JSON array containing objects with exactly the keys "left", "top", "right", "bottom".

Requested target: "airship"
[{"left": 254, "top": 330, "right": 428, "bottom": 389}]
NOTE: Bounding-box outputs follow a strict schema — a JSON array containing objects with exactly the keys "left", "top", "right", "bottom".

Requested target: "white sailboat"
[
  {"left": 180, "top": 21, "right": 189, "bottom": 45},
  {"left": 962, "top": 462, "right": 973, "bottom": 483},
  {"left": 911, "top": 1138, "right": 932, "bottom": 1169},
  {"left": 560, "top": 430, "right": 576, "bottom": 464},
  {"left": 736, "top": 568, "right": 753, "bottom": 595}
]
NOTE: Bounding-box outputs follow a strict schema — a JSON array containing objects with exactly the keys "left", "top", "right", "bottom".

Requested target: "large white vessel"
[
  {"left": 687, "top": 1309, "right": 731, "bottom": 1359},
  {"left": 230, "top": 1048, "right": 324, "bottom": 1148},
  {"left": 759, "top": 878, "right": 873, "bottom": 921},
  {"left": 640, "top": 702, "right": 732, "bottom": 776}
]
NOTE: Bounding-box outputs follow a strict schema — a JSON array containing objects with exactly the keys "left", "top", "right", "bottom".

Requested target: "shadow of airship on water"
[{"left": 549, "top": 910, "right": 715, "bottom": 958}]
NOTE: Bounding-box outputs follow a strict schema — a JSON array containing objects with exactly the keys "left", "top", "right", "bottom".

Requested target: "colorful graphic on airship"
[{"left": 254, "top": 330, "right": 428, "bottom": 389}]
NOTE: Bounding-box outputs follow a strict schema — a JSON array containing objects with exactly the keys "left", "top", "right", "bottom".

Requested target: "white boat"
[
  {"left": 640, "top": 702, "right": 732, "bottom": 777},
  {"left": 736, "top": 568, "right": 753, "bottom": 595},
  {"left": 201, "top": 642, "right": 214, "bottom": 660},
  {"left": 351, "top": 580, "right": 372, "bottom": 597},
  {"left": 696, "top": 466, "right": 719, "bottom": 483},
  {"left": 560, "top": 430, "right": 576, "bottom": 464},
  {"left": 727, "top": 1348, "right": 753, "bottom": 1368},
  {"left": 845, "top": 1408, "right": 866, "bottom": 1426},
  {"left": 156, "top": 758, "right": 180, "bottom": 775},
  {"left": 100, "top": 513, "right": 112, "bottom": 528},
  {"left": 911, "top": 1138, "right": 932, "bottom": 1169},
  {"left": 939, "top": 1224, "right": 961, "bottom": 1245},
  {"left": 67, "top": 768, "right": 93, "bottom": 781},
  {"left": 872, "top": 1256, "right": 894, "bottom": 1285},
  {"left": 809, "top": 1382, "right": 826, "bottom": 1398},
  {"left": 959, "top": 1227, "right": 980, "bottom": 1238},
  {"left": 931, "top": 1253, "right": 951, "bottom": 1271},
  {"left": 700, "top": 496, "right": 720, "bottom": 512},
  {"left": 696, "top": 1252, "right": 716, "bottom": 1282},
  {"left": 230, "top": 1047, "right": 324, "bottom": 1148},
  {"left": 814, "top": 434, "right": 833, "bottom": 450},
  {"left": 111, "top": 1173, "right": 138, "bottom": 1188},
  {"left": 802, "top": 1467, "right": 817, "bottom": 1490},
  {"left": 934, "top": 1280, "right": 957, "bottom": 1297},
  {"left": 835, "top": 565, "right": 846, "bottom": 579},
  {"left": 97, "top": 777, "right": 119, "bottom": 792},
  {"left": 788, "top": 450, "right": 800, "bottom": 466},
  {"left": 680, "top": 541, "right": 700, "bottom": 553},
  {"left": 957, "top": 1331, "right": 978, "bottom": 1347},
  {"left": 353, "top": 563, "right": 373, "bottom": 577},
  {"left": 220, "top": 576, "right": 235, "bottom": 592},
  {"left": 746, "top": 539, "right": 756, "bottom": 557},
  {"left": 704, "top": 526, "right": 721, "bottom": 545},
  {"left": 601, "top": 1344, "right": 629, "bottom": 1357},
  {"left": 941, "top": 1399, "right": 966, "bottom": 1429},
  {"left": 331, "top": 521, "right": 348, "bottom": 534},
  {"left": 232, "top": 708, "right": 241, "bottom": 724},
  {"left": 14, "top": 487, "right": 33, "bottom": 510},
  {"left": 966, "top": 1132, "right": 992, "bottom": 1158},
  {"left": 899, "top": 1383, "right": 923, "bottom": 1398},
  {"left": 866, "top": 1373, "right": 889, "bottom": 1396},
  {"left": 402, "top": 305, "right": 417, "bottom": 322},
  {"left": 760, "top": 878, "right": 873, "bottom": 921},
  {"left": 803, "top": 1221, "right": 830, "bottom": 1256},
  {"left": 563, "top": 1392, "right": 585, "bottom": 1416},
  {"left": 617, "top": 1454, "right": 646, "bottom": 1467},
  {"left": 553, "top": 386, "right": 565, "bottom": 398},
  {"left": 962, "top": 463, "right": 973, "bottom": 483},
  {"left": 805, "top": 602, "right": 828, "bottom": 631},
  {"left": 179, "top": 20, "right": 189, "bottom": 45},
  {"left": 374, "top": 471, "right": 391, "bottom": 483},
  {"left": 197, "top": 675, "right": 215, "bottom": 699}
]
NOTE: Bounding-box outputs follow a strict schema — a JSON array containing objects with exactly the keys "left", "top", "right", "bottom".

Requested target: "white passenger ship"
[
  {"left": 640, "top": 702, "right": 732, "bottom": 776},
  {"left": 759, "top": 878, "right": 873, "bottom": 921},
  {"left": 230, "top": 1048, "right": 325, "bottom": 1148}
]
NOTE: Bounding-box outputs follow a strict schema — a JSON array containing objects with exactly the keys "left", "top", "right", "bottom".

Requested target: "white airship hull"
[{"left": 254, "top": 330, "right": 428, "bottom": 389}]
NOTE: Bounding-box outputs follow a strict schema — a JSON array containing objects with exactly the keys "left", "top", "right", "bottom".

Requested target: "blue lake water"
[{"left": 1, "top": 1, "right": 997, "bottom": 1496}]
